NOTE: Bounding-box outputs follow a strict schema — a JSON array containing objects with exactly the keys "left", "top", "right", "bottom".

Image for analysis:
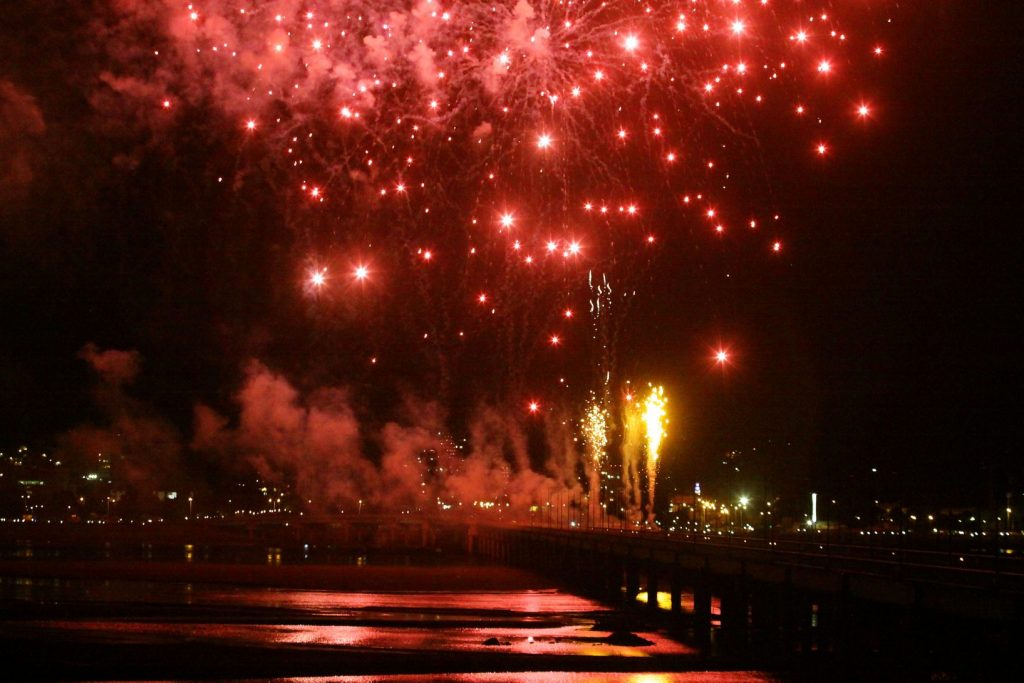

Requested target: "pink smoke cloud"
[
  {"left": 193, "top": 362, "right": 581, "bottom": 514},
  {"left": 0, "top": 80, "right": 46, "bottom": 202}
]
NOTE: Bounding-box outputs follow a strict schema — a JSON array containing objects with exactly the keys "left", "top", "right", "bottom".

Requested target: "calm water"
[
  {"left": 1, "top": 577, "right": 682, "bottom": 654},
  {"left": 0, "top": 564, "right": 766, "bottom": 681}
]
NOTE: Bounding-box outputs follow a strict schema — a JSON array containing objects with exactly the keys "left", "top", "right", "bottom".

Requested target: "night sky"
[{"left": 1, "top": 1, "right": 1021, "bottom": 508}]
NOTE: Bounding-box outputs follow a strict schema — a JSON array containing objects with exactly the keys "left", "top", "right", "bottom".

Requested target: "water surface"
[{"left": 0, "top": 565, "right": 727, "bottom": 680}]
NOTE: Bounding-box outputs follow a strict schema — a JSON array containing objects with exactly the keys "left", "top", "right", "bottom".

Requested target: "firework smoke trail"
[
  {"left": 588, "top": 270, "right": 614, "bottom": 392},
  {"left": 642, "top": 384, "right": 667, "bottom": 524}
]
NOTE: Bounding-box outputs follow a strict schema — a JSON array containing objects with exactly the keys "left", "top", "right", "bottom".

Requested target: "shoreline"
[{"left": 0, "top": 558, "right": 560, "bottom": 592}]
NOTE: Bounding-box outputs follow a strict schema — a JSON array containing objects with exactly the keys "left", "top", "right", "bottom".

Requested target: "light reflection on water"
[
  {"left": 633, "top": 591, "right": 722, "bottom": 620},
  {"left": 36, "top": 619, "right": 691, "bottom": 657},
  {"left": 201, "top": 586, "right": 610, "bottom": 614},
  {"left": 1, "top": 576, "right": 608, "bottom": 619},
  {"left": 5, "top": 578, "right": 699, "bottom": 660},
  {"left": 0, "top": 561, "right": 792, "bottom": 681},
  {"left": 273, "top": 674, "right": 778, "bottom": 683}
]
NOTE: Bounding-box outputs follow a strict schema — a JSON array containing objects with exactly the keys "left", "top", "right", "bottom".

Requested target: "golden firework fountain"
[{"left": 642, "top": 384, "right": 668, "bottom": 526}]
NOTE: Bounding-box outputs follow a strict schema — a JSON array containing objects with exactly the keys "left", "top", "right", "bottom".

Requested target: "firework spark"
[
  {"left": 106, "top": 1, "right": 885, "bottom": 354},
  {"left": 308, "top": 268, "right": 327, "bottom": 288},
  {"left": 93, "top": 0, "right": 888, "bottom": 514}
]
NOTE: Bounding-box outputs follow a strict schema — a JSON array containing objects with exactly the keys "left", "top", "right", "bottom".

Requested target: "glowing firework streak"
[
  {"left": 620, "top": 390, "right": 644, "bottom": 523},
  {"left": 642, "top": 384, "right": 668, "bottom": 525},
  {"left": 582, "top": 395, "right": 609, "bottom": 521}
]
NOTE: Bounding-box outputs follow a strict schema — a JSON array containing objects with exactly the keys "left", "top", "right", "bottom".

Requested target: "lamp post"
[{"left": 1007, "top": 492, "right": 1014, "bottom": 533}]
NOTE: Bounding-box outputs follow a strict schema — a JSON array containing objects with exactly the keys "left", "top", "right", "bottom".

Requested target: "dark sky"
[
  {"left": 804, "top": 1, "right": 1023, "bottom": 503},
  {"left": 678, "top": 1, "right": 1024, "bottom": 504},
  {"left": 1, "top": 1, "right": 1021, "bottom": 506}
]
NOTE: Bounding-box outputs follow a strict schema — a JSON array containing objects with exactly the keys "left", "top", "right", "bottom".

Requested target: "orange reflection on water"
[
  {"left": 275, "top": 673, "right": 779, "bottom": 683},
  {"left": 33, "top": 620, "right": 692, "bottom": 657}
]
